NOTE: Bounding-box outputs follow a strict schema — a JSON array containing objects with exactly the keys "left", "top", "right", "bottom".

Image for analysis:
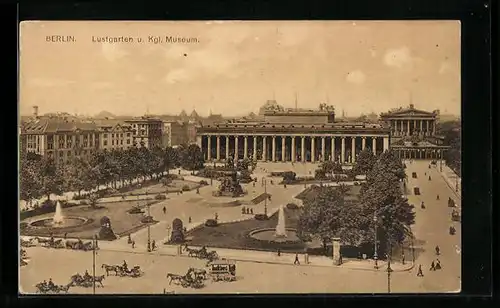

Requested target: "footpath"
[{"left": 439, "top": 165, "right": 461, "bottom": 200}]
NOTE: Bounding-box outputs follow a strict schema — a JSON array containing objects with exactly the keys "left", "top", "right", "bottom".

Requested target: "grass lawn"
[
  {"left": 186, "top": 208, "right": 307, "bottom": 252},
  {"left": 21, "top": 199, "right": 161, "bottom": 240},
  {"left": 110, "top": 180, "right": 201, "bottom": 197}
]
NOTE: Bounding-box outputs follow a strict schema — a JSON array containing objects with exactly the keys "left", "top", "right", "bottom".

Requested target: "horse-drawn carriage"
[
  {"left": 69, "top": 272, "right": 105, "bottom": 288},
  {"left": 35, "top": 281, "right": 71, "bottom": 294},
  {"left": 65, "top": 239, "right": 96, "bottom": 251},
  {"left": 101, "top": 263, "right": 144, "bottom": 278},
  {"left": 21, "top": 238, "right": 36, "bottom": 248},
  {"left": 208, "top": 259, "right": 236, "bottom": 282},
  {"left": 451, "top": 209, "right": 461, "bottom": 222},
  {"left": 167, "top": 268, "right": 205, "bottom": 289},
  {"left": 42, "top": 238, "right": 65, "bottom": 249},
  {"left": 448, "top": 197, "right": 456, "bottom": 208},
  {"left": 184, "top": 245, "right": 219, "bottom": 262}
]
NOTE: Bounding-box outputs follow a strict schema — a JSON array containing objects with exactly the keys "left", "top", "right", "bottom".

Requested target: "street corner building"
[{"left": 195, "top": 101, "right": 449, "bottom": 164}]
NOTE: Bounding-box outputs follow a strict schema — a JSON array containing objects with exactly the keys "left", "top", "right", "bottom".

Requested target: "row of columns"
[
  {"left": 396, "top": 148, "right": 443, "bottom": 160},
  {"left": 203, "top": 135, "right": 390, "bottom": 163},
  {"left": 389, "top": 119, "right": 436, "bottom": 137}
]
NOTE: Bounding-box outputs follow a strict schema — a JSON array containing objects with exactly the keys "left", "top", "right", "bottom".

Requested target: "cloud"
[
  {"left": 101, "top": 44, "right": 128, "bottom": 62},
  {"left": 346, "top": 70, "right": 366, "bottom": 84},
  {"left": 165, "top": 69, "right": 191, "bottom": 84},
  {"left": 27, "top": 78, "right": 76, "bottom": 87},
  {"left": 383, "top": 47, "right": 414, "bottom": 68},
  {"left": 438, "top": 62, "right": 451, "bottom": 74}
]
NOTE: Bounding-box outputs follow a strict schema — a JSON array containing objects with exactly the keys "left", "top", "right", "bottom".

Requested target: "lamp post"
[
  {"left": 264, "top": 178, "right": 268, "bottom": 216},
  {"left": 373, "top": 214, "right": 379, "bottom": 269},
  {"left": 147, "top": 200, "right": 151, "bottom": 252},
  {"left": 386, "top": 251, "right": 393, "bottom": 293},
  {"left": 92, "top": 234, "right": 97, "bottom": 295}
]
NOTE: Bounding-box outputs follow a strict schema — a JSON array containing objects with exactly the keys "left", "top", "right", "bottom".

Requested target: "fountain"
[
  {"left": 52, "top": 201, "right": 64, "bottom": 225},
  {"left": 274, "top": 205, "right": 287, "bottom": 238}
]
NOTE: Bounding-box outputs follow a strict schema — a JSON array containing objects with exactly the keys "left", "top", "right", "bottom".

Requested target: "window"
[
  {"left": 120, "top": 133, "right": 123, "bottom": 138},
  {"left": 103, "top": 140, "right": 108, "bottom": 146},
  {"left": 112, "top": 140, "right": 114, "bottom": 145},
  {"left": 112, "top": 134, "right": 115, "bottom": 138},
  {"left": 127, "top": 133, "right": 131, "bottom": 137},
  {"left": 120, "top": 140, "right": 123, "bottom": 145},
  {"left": 127, "top": 139, "right": 130, "bottom": 144},
  {"left": 103, "top": 134, "right": 108, "bottom": 138}
]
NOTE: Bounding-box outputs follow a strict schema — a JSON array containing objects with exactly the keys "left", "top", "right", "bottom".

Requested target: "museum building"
[{"left": 196, "top": 101, "right": 392, "bottom": 164}]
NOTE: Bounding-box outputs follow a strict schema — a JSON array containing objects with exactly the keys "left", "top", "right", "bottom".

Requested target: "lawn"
[
  {"left": 20, "top": 199, "right": 161, "bottom": 240},
  {"left": 110, "top": 180, "right": 201, "bottom": 197},
  {"left": 186, "top": 208, "right": 307, "bottom": 252}
]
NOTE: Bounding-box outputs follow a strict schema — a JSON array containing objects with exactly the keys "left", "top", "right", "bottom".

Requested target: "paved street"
[{"left": 20, "top": 161, "right": 461, "bottom": 294}]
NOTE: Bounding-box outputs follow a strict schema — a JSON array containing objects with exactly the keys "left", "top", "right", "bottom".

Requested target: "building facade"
[
  {"left": 197, "top": 102, "right": 391, "bottom": 163},
  {"left": 125, "top": 117, "right": 163, "bottom": 149},
  {"left": 21, "top": 118, "right": 99, "bottom": 165},
  {"left": 162, "top": 120, "right": 188, "bottom": 147},
  {"left": 380, "top": 104, "right": 449, "bottom": 159},
  {"left": 98, "top": 123, "right": 135, "bottom": 150}
]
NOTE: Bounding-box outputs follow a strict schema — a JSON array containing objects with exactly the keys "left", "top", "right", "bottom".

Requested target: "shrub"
[
  {"left": 199, "top": 180, "right": 209, "bottom": 186},
  {"left": 182, "top": 185, "right": 191, "bottom": 191},
  {"left": 155, "top": 194, "right": 167, "bottom": 200},
  {"left": 79, "top": 200, "right": 88, "bottom": 205},
  {"left": 254, "top": 214, "right": 269, "bottom": 221},
  {"left": 282, "top": 171, "right": 297, "bottom": 184},
  {"left": 286, "top": 203, "right": 299, "bottom": 210},
  {"left": 205, "top": 219, "right": 218, "bottom": 227}
]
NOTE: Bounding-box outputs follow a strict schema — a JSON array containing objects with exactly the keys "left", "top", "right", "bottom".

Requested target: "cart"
[{"left": 208, "top": 259, "right": 236, "bottom": 282}]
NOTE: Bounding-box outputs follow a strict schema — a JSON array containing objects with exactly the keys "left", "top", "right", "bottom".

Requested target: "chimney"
[{"left": 33, "top": 105, "right": 39, "bottom": 118}]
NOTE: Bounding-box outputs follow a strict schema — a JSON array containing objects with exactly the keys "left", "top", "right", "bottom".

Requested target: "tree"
[
  {"left": 164, "top": 146, "right": 180, "bottom": 171},
  {"left": 319, "top": 161, "right": 343, "bottom": 177},
  {"left": 88, "top": 193, "right": 100, "bottom": 209},
  {"left": 351, "top": 149, "right": 377, "bottom": 176},
  {"left": 39, "top": 158, "right": 64, "bottom": 201},
  {"left": 298, "top": 186, "right": 362, "bottom": 252},
  {"left": 19, "top": 151, "right": 43, "bottom": 203},
  {"left": 63, "top": 157, "right": 97, "bottom": 196},
  {"left": 181, "top": 144, "right": 204, "bottom": 172},
  {"left": 367, "top": 150, "right": 406, "bottom": 183}
]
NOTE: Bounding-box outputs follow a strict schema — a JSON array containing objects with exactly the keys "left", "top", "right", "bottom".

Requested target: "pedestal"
[{"left": 332, "top": 237, "right": 341, "bottom": 265}]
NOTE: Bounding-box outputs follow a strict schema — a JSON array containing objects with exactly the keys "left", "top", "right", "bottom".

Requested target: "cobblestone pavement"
[{"left": 20, "top": 247, "right": 451, "bottom": 294}]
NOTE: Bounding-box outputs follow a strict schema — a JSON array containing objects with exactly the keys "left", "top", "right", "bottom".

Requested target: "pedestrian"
[
  {"left": 64, "top": 232, "right": 68, "bottom": 239},
  {"left": 428, "top": 175, "right": 432, "bottom": 181},
  {"left": 417, "top": 265, "right": 424, "bottom": 277},
  {"left": 152, "top": 240, "right": 156, "bottom": 251},
  {"left": 277, "top": 248, "right": 281, "bottom": 257},
  {"left": 132, "top": 240, "right": 135, "bottom": 249},
  {"left": 437, "top": 194, "right": 440, "bottom": 200},
  {"left": 402, "top": 252, "right": 406, "bottom": 265},
  {"left": 250, "top": 208, "right": 253, "bottom": 214},
  {"left": 284, "top": 184, "right": 287, "bottom": 189},
  {"left": 430, "top": 260, "right": 436, "bottom": 271},
  {"left": 178, "top": 170, "right": 181, "bottom": 175},
  {"left": 163, "top": 206, "right": 166, "bottom": 215},
  {"left": 188, "top": 216, "right": 192, "bottom": 223},
  {"left": 196, "top": 188, "right": 200, "bottom": 194},
  {"left": 435, "top": 259, "right": 442, "bottom": 270},
  {"left": 242, "top": 207, "right": 246, "bottom": 215},
  {"left": 215, "top": 213, "right": 218, "bottom": 221},
  {"left": 294, "top": 253, "right": 300, "bottom": 265},
  {"left": 435, "top": 245, "right": 440, "bottom": 256},
  {"left": 253, "top": 182, "right": 255, "bottom": 188}
]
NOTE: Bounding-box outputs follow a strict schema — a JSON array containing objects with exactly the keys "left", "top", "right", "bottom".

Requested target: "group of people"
[
  {"left": 241, "top": 207, "right": 254, "bottom": 215},
  {"left": 416, "top": 245, "right": 443, "bottom": 277}
]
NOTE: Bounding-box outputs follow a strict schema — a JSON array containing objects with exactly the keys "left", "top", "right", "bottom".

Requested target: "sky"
[{"left": 19, "top": 21, "right": 461, "bottom": 117}]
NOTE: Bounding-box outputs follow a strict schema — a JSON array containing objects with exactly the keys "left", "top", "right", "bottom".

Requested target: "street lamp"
[
  {"left": 147, "top": 199, "right": 151, "bottom": 252},
  {"left": 92, "top": 234, "right": 98, "bottom": 295},
  {"left": 264, "top": 178, "right": 268, "bottom": 216},
  {"left": 373, "top": 214, "right": 379, "bottom": 269},
  {"left": 386, "top": 252, "right": 393, "bottom": 293}
]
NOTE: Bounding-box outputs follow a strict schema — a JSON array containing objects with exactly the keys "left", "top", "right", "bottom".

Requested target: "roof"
[
  {"left": 22, "top": 118, "right": 98, "bottom": 134},
  {"left": 380, "top": 104, "right": 437, "bottom": 118},
  {"left": 125, "top": 116, "right": 162, "bottom": 123},
  {"left": 391, "top": 139, "right": 448, "bottom": 148}
]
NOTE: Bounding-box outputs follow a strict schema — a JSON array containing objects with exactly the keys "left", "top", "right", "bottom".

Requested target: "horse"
[
  {"left": 190, "top": 268, "right": 207, "bottom": 280},
  {"left": 54, "top": 283, "right": 71, "bottom": 293},
  {"left": 183, "top": 245, "right": 201, "bottom": 257},
  {"left": 92, "top": 275, "right": 106, "bottom": 287},
  {"left": 101, "top": 264, "right": 120, "bottom": 276},
  {"left": 166, "top": 273, "right": 184, "bottom": 285}
]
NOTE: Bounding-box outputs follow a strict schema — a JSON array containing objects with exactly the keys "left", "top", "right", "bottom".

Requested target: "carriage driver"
[
  {"left": 48, "top": 278, "right": 55, "bottom": 288},
  {"left": 122, "top": 260, "right": 128, "bottom": 272},
  {"left": 84, "top": 270, "right": 91, "bottom": 280}
]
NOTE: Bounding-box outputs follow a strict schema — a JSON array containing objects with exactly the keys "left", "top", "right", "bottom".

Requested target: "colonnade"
[
  {"left": 200, "top": 135, "right": 390, "bottom": 163},
  {"left": 389, "top": 119, "right": 436, "bottom": 137},
  {"left": 395, "top": 148, "right": 444, "bottom": 160}
]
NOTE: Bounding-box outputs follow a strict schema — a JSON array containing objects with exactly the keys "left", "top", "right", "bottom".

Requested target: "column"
[
  {"left": 207, "top": 136, "right": 212, "bottom": 161},
  {"left": 414, "top": 120, "right": 417, "bottom": 134},
  {"left": 321, "top": 137, "right": 326, "bottom": 162},
  {"left": 196, "top": 136, "right": 202, "bottom": 148},
  {"left": 351, "top": 137, "right": 356, "bottom": 163},
  {"left": 262, "top": 136, "right": 267, "bottom": 161},
  {"left": 400, "top": 120, "right": 404, "bottom": 134},
  {"left": 234, "top": 136, "right": 239, "bottom": 160},
  {"left": 372, "top": 137, "right": 377, "bottom": 155},
  {"left": 362, "top": 136, "right": 366, "bottom": 150},
  {"left": 341, "top": 137, "right": 345, "bottom": 163},
  {"left": 291, "top": 136, "right": 296, "bottom": 162},
  {"left": 426, "top": 120, "right": 430, "bottom": 136},
  {"left": 331, "top": 136, "right": 336, "bottom": 161},
  {"left": 301, "top": 136, "right": 305, "bottom": 162},
  {"left": 244, "top": 136, "right": 248, "bottom": 159},
  {"left": 419, "top": 120, "right": 423, "bottom": 134},
  {"left": 253, "top": 136, "right": 257, "bottom": 161},
  {"left": 225, "top": 136, "right": 229, "bottom": 160},
  {"left": 407, "top": 120, "right": 410, "bottom": 135},
  {"left": 281, "top": 136, "right": 286, "bottom": 162},
  {"left": 311, "top": 137, "right": 316, "bottom": 163},
  {"left": 216, "top": 136, "right": 221, "bottom": 161},
  {"left": 383, "top": 137, "right": 389, "bottom": 152},
  {"left": 432, "top": 121, "right": 436, "bottom": 135},
  {"left": 272, "top": 136, "right": 276, "bottom": 162}
]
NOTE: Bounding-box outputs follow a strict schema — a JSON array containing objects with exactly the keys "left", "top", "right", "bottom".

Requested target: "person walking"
[
  {"left": 437, "top": 194, "right": 440, "bottom": 200},
  {"left": 401, "top": 252, "right": 406, "bottom": 265},
  {"left": 189, "top": 216, "right": 192, "bottom": 223},
  {"left": 277, "top": 248, "right": 281, "bottom": 257},
  {"left": 250, "top": 208, "right": 254, "bottom": 214},
  {"left": 435, "top": 245, "right": 440, "bottom": 256},
  {"left": 417, "top": 265, "right": 424, "bottom": 277},
  {"left": 435, "top": 259, "right": 442, "bottom": 270},
  {"left": 294, "top": 253, "right": 300, "bottom": 265},
  {"left": 430, "top": 260, "right": 436, "bottom": 271},
  {"left": 163, "top": 206, "right": 166, "bottom": 215},
  {"left": 152, "top": 240, "right": 156, "bottom": 251},
  {"left": 132, "top": 240, "right": 135, "bottom": 249}
]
